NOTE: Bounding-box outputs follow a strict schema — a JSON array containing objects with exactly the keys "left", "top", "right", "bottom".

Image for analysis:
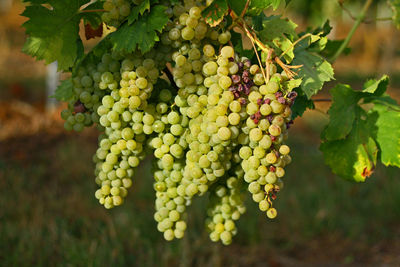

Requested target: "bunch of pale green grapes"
[
  {"left": 149, "top": 94, "right": 192, "bottom": 240},
  {"left": 60, "top": 0, "right": 299, "bottom": 243},
  {"left": 61, "top": 45, "right": 172, "bottom": 133},
  {"left": 61, "top": 51, "right": 128, "bottom": 132},
  {"left": 179, "top": 46, "right": 243, "bottom": 199},
  {"left": 205, "top": 164, "right": 246, "bottom": 245},
  {"left": 93, "top": 51, "right": 171, "bottom": 208},
  {"left": 236, "top": 65, "right": 293, "bottom": 219},
  {"left": 162, "top": 0, "right": 231, "bottom": 49},
  {"left": 153, "top": 158, "right": 188, "bottom": 240}
]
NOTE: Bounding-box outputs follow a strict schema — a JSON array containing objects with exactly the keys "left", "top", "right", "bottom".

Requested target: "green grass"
[{"left": 0, "top": 124, "right": 399, "bottom": 266}]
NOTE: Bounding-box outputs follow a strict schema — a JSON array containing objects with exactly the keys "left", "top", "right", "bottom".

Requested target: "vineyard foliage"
[{"left": 20, "top": 0, "right": 400, "bottom": 244}]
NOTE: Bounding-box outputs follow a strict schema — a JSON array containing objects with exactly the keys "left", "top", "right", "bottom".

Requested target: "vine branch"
[
  {"left": 330, "top": 0, "right": 373, "bottom": 62},
  {"left": 338, "top": 1, "right": 392, "bottom": 24},
  {"left": 313, "top": 98, "right": 332, "bottom": 102}
]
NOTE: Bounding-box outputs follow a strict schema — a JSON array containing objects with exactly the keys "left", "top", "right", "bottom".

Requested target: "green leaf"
[
  {"left": 293, "top": 49, "right": 334, "bottom": 98},
  {"left": 368, "top": 103, "right": 400, "bottom": 168},
  {"left": 362, "top": 75, "right": 389, "bottom": 96},
  {"left": 230, "top": 31, "right": 255, "bottom": 61},
  {"left": 202, "top": 0, "right": 228, "bottom": 27},
  {"left": 259, "top": 16, "right": 297, "bottom": 40},
  {"left": 322, "top": 84, "right": 361, "bottom": 141},
  {"left": 320, "top": 39, "right": 351, "bottom": 59},
  {"left": 291, "top": 90, "right": 315, "bottom": 119},
  {"left": 248, "top": 0, "right": 282, "bottom": 15},
  {"left": 283, "top": 78, "right": 302, "bottom": 92},
  {"left": 258, "top": 15, "right": 297, "bottom": 62},
  {"left": 389, "top": 0, "right": 400, "bottom": 28},
  {"left": 320, "top": 117, "right": 378, "bottom": 182},
  {"left": 227, "top": 0, "right": 246, "bottom": 16},
  {"left": 110, "top": 5, "right": 168, "bottom": 53},
  {"left": 306, "top": 21, "right": 332, "bottom": 53},
  {"left": 128, "top": 0, "right": 151, "bottom": 24},
  {"left": 82, "top": 1, "right": 103, "bottom": 27},
  {"left": 53, "top": 79, "right": 74, "bottom": 101},
  {"left": 22, "top": 0, "right": 93, "bottom": 71}
]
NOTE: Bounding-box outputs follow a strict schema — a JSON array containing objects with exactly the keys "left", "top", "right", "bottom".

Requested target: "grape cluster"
[
  {"left": 61, "top": 52, "right": 126, "bottom": 132},
  {"left": 150, "top": 98, "right": 192, "bottom": 240},
  {"left": 206, "top": 165, "right": 246, "bottom": 245},
  {"left": 89, "top": 49, "right": 174, "bottom": 208},
  {"left": 59, "top": 0, "right": 299, "bottom": 245}
]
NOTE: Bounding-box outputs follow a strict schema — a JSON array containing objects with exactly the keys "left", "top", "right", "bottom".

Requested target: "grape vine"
[{"left": 21, "top": 0, "right": 400, "bottom": 244}]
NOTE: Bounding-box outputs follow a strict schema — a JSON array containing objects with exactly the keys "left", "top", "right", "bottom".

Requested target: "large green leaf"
[
  {"left": 320, "top": 117, "right": 378, "bottom": 182},
  {"left": 322, "top": 84, "right": 361, "bottom": 141},
  {"left": 110, "top": 5, "right": 168, "bottom": 53},
  {"left": 368, "top": 103, "right": 400, "bottom": 168},
  {"left": 258, "top": 15, "right": 297, "bottom": 62},
  {"left": 292, "top": 49, "right": 334, "bottom": 98},
  {"left": 128, "top": 0, "right": 151, "bottom": 24},
  {"left": 21, "top": 0, "right": 96, "bottom": 71}
]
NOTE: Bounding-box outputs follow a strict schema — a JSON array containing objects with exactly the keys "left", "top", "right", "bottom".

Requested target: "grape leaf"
[
  {"left": 22, "top": 0, "right": 94, "bottom": 71},
  {"left": 202, "top": 0, "right": 229, "bottom": 27},
  {"left": 291, "top": 90, "right": 315, "bottom": 119},
  {"left": 258, "top": 16, "right": 297, "bottom": 62},
  {"left": 82, "top": 1, "right": 103, "bottom": 28},
  {"left": 53, "top": 79, "right": 74, "bottom": 101},
  {"left": 362, "top": 75, "right": 389, "bottom": 96},
  {"left": 368, "top": 103, "right": 400, "bottom": 168},
  {"left": 110, "top": 5, "right": 168, "bottom": 53},
  {"left": 230, "top": 31, "right": 255, "bottom": 61},
  {"left": 320, "top": 39, "right": 351, "bottom": 59},
  {"left": 320, "top": 117, "right": 378, "bottom": 182},
  {"left": 389, "top": 0, "right": 400, "bottom": 29},
  {"left": 283, "top": 78, "right": 302, "bottom": 92},
  {"left": 227, "top": 0, "right": 245, "bottom": 16},
  {"left": 247, "top": 0, "right": 282, "bottom": 15},
  {"left": 128, "top": 0, "right": 151, "bottom": 24},
  {"left": 292, "top": 48, "right": 334, "bottom": 99},
  {"left": 322, "top": 84, "right": 361, "bottom": 141},
  {"left": 306, "top": 21, "right": 332, "bottom": 53},
  {"left": 258, "top": 15, "right": 297, "bottom": 44}
]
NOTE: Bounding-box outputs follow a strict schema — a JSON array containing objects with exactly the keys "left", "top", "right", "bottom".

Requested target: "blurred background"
[{"left": 1, "top": 0, "right": 400, "bottom": 266}]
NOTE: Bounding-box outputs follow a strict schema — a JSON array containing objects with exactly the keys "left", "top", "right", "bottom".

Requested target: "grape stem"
[
  {"left": 230, "top": 10, "right": 304, "bottom": 80},
  {"left": 240, "top": 0, "right": 251, "bottom": 19},
  {"left": 265, "top": 49, "right": 273, "bottom": 82},
  {"left": 274, "top": 57, "right": 299, "bottom": 79},
  {"left": 80, "top": 9, "right": 106, "bottom": 13},
  {"left": 163, "top": 65, "right": 179, "bottom": 90},
  {"left": 230, "top": 10, "right": 269, "bottom": 82},
  {"left": 229, "top": 11, "right": 271, "bottom": 54},
  {"left": 249, "top": 33, "right": 268, "bottom": 83},
  {"left": 330, "top": 0, "right": 373, "bottom": 62},
  {"left": 279, "top": 33, "right": 312, "bottom": 59}
]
